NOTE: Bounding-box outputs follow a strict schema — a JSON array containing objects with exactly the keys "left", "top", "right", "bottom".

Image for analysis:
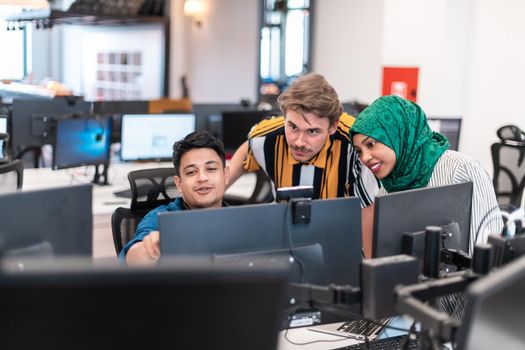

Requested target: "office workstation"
[{"left": 1, "top": 0, "right": 525, "bottom": 349}]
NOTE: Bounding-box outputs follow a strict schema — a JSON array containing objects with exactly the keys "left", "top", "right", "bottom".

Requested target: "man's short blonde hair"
[{"left": 277, "top": 73, "right": 343, "bottom": 125}]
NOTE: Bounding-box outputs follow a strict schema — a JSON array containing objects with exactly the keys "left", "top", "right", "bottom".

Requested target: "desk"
[
  {"left": 23, "top": 162, "right": 256, "bottom": 259},
  {"left": 278, "top": 316, "right": 416, "bottom": 350},
  {"left": 278, "top": 323, "right": 360, "bottom": 350}
]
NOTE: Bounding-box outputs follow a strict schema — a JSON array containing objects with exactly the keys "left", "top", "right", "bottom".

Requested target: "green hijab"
[{"left": 350, "top": 95, "right": 449, "bottom": 192}]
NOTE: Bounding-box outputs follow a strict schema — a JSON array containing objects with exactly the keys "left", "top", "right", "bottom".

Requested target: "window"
[
  {"left": 258, "top": 0, "right": 313, "bottom": 106},
  {"left": 0, "top": 8, "right": 30, "bottom": 80}
]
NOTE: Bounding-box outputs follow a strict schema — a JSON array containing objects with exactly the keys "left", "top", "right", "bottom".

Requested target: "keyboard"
[
  {"left": 309, "top": 318, "right": 390, "bottom": 341},
  {"left": 337, "top": 319, "right": 385, "bottom": 338},
  {"left": 333, "top": 334, "right": 420, "bottom": 349}
]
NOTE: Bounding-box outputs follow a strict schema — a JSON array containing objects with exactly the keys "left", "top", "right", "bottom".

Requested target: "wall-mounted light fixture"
[{"left": 183, "top": 0, "right": 204, "bottom": 27}]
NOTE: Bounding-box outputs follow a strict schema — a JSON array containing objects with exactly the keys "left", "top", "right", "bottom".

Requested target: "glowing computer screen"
[
  {"left": 0, "top": 116, "right": 7, "bottom": 161},
  {"left": 120, "top": 113, "right": 196, "bottom": 161},
  {"left": 52, "top": 117, "right": 112, "bottom": 170},
  {"left": 0, "top": 116, "right": 6, "bottom": 133}
]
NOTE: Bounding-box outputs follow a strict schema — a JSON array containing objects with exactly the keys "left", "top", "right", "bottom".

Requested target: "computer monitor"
[
  {"left": 0, "top": 184, "right": 92, "bottom": 257},
  {"left": 0, "top": 115, "right": 7, "bottom": 162},
  {"left": 10, "top": 98, "right": 92, "bottom": 154},
  {"left": 193, "top": 103, "right": 251, "bottom": 133},
  {"left": 456, "top": 255, "right": 525, "bottom": 350},
  {"left": 0, "top": 115, "right": 6, "bottom": 133},
  {"left": 373, "top": 183, "right": 472, "bottom": 260},
  {"left": 0, "top": 261, "right": 287, "bottom": 350},
  {"left": 120, "top": 113, "right": 196, "bottom": 161},
  {"left": 52, "top": 116, "right": 112, "bottom": 170},
  {"left": 427, "top": 117, "right": 462, "bottom": 151},
  {"left": 159, "top": 197, "right": 363, "bottom": 287},
  {"left": 221, "top": 110, "right": 268, "bottom": 154},
  {"left": 92, "top": 100, "right": 149, "bottom": 143}
]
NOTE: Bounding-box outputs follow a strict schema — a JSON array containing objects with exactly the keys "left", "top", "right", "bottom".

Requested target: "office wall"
[
  {"left": 170, "top": 0, "right": 259, "bottom": 104},
  {"left": 461, "top": 0, "right": 525, "bottom": 169},
  {"left": 314, "top": 0, "right": 525, "bottom": 172},
  {"left": 313, "top": 0, "right": 384, "bottom": 104},
  {"left": 381, "top": 0, "right": 470, "bottom": 116}
]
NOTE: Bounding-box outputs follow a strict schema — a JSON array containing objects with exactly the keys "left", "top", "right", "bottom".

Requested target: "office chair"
[
  {"left": 223, "top": 169, "right": 274, "bottom": 205},
  {"left": 491, "top": 125, "right": 525, "bottom": 208},
  {"left": 111, "top": 167, "right": 178, "bottom": 255},
  {"left": 0, "top": 159, "right": 24, "bottom": 193}
]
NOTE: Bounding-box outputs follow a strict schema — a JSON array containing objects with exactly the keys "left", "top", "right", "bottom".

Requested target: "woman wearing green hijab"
[{"left": 351, "top": 95, "right": 502, "bottom": 255}]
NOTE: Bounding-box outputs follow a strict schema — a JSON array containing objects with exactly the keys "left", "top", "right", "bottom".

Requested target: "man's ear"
[
  {"left": 329, "top": 120, "right": 338, "bottom": 135},
  {"left": 174, "top": 175, "right": 182, "bottom": 193}
]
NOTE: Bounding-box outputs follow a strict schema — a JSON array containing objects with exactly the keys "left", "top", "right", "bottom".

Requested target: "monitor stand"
[{"left": 93, "top": 163, "right": 109, "bottom": 186}]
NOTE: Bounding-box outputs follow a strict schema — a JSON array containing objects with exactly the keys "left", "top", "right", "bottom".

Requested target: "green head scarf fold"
[{"left": 350, "top": 95, "right": 449, "bottom": 192}]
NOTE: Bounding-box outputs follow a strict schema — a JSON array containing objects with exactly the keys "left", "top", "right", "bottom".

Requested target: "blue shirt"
[{"left": 119, "top": 197, "right": 186, "bottom": 261}]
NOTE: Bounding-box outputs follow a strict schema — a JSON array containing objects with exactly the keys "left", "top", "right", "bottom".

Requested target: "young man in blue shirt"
[{"left": 122, "top": 131, "right": 230, "bottom": 265}]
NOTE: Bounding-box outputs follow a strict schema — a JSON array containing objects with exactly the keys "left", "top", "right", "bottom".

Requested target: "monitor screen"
[
  {"left": 159, "top": 197, "right": 363, "bottom": 288},
  {"left": 0, "top": 261, "right": 287, "bottom": 350},
  {"left": 221, "top": 110, "right": 268, "bottom": 153},
  {"left": 0, "top": 116, "right": 7, "bottom": 161},
  {"left": 0, "top": 184, "right": 92, "bottom": 257},
  {"left": 456, "top": 255, "right": 525, "bottom": 350},
  {"left": 373, "top": 182, "right": 473, "bottom": 259},
  {"left": 11, "top": 98, "right": 92, "bottom": 153},
  {"left": 0, "top": 116, "right": 6, "bottom": 133},
  {"left": 52, "top": 117, "right": 112, "bottom": 170},
  {"left": 120, "top": 113, "right": 196, "bottom": 161}
]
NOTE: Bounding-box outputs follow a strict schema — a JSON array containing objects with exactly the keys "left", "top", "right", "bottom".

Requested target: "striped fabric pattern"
[
  {"left": 244, "top": 114, "right": 379, "bottom": 206},
  {"left": 428, "top": 150, "right": 503, "bottom": 254}
]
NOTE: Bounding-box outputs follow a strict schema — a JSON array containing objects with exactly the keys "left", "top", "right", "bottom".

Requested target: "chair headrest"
[{"left": 497, "top": 125, "right": 525, "bottom": 143}]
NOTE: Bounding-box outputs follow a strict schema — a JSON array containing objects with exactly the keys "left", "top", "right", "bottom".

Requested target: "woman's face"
[{"left": 352, "top": 134, "right": 397, "bottom": 179}]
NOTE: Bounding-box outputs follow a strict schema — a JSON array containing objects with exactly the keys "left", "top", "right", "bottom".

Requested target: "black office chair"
[
  {"left": 111, "top": 167, "right": 178, "bottom": 255},
  {"left": 223, "top": 169, "right": 274, "bottom": 205},
  {"left": 0, "top": 159, "right": 24, "bottom": 193},
  {"left": 491, "top": 125, "right": 525, "bottom": 208}
]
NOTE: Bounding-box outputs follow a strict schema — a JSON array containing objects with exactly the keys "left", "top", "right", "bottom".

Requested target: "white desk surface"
[
  {"left": 278, "top": 323, "right": 360, "bottom": 350},
  {"left": 23, "top": 162, "right": 257, "bottom": 215}
]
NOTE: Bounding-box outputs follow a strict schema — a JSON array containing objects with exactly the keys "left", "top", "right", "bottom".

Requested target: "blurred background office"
[{"left": 0, "top": 0, "right": 524, "bottom": 173}]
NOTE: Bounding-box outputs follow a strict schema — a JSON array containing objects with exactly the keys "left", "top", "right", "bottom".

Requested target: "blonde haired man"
[{"left": 229, "top": 73, "right": 379, "bottom": 256}]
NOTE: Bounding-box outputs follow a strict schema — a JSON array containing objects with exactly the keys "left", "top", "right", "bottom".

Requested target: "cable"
[
  {"left": 474, "top": 204, "right": 504, "bottom": 248},
  {"left": 282, "top": 199, "right": 306, "bottom": 283},
  {"left": 283, "top": 328, "right": 353, "bottom": 346}
]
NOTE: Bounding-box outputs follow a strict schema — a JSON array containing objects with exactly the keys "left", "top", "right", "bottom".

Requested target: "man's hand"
[{"left": 125, "top": 231, "right": 161, "bottom": 265}]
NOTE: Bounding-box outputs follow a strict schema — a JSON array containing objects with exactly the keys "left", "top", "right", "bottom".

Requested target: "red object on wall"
[{"left": 382, "top": 67, "right": 419, "bottom": 102}]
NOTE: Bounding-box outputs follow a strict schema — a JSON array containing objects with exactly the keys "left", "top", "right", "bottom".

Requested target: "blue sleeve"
[{"left": 118, "top": 205, "right": 168, "bottom": 262}]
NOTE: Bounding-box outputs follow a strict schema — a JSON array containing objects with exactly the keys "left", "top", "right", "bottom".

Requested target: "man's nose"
[
  {"left": 197, "top": 169, "right": 208, "bottom": 181},
  {"left": 295, "top": 133, "right": 307, "bottom": 147}
]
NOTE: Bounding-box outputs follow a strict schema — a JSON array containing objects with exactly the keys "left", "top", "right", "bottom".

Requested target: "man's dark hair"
[{"left": 172, "top": 131, "right": 226, "bottom": 176}]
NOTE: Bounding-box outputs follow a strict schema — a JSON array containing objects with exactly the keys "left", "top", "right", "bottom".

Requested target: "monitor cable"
[{"left": 282, "top": 199, "right": 306, "bottom": 284}]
